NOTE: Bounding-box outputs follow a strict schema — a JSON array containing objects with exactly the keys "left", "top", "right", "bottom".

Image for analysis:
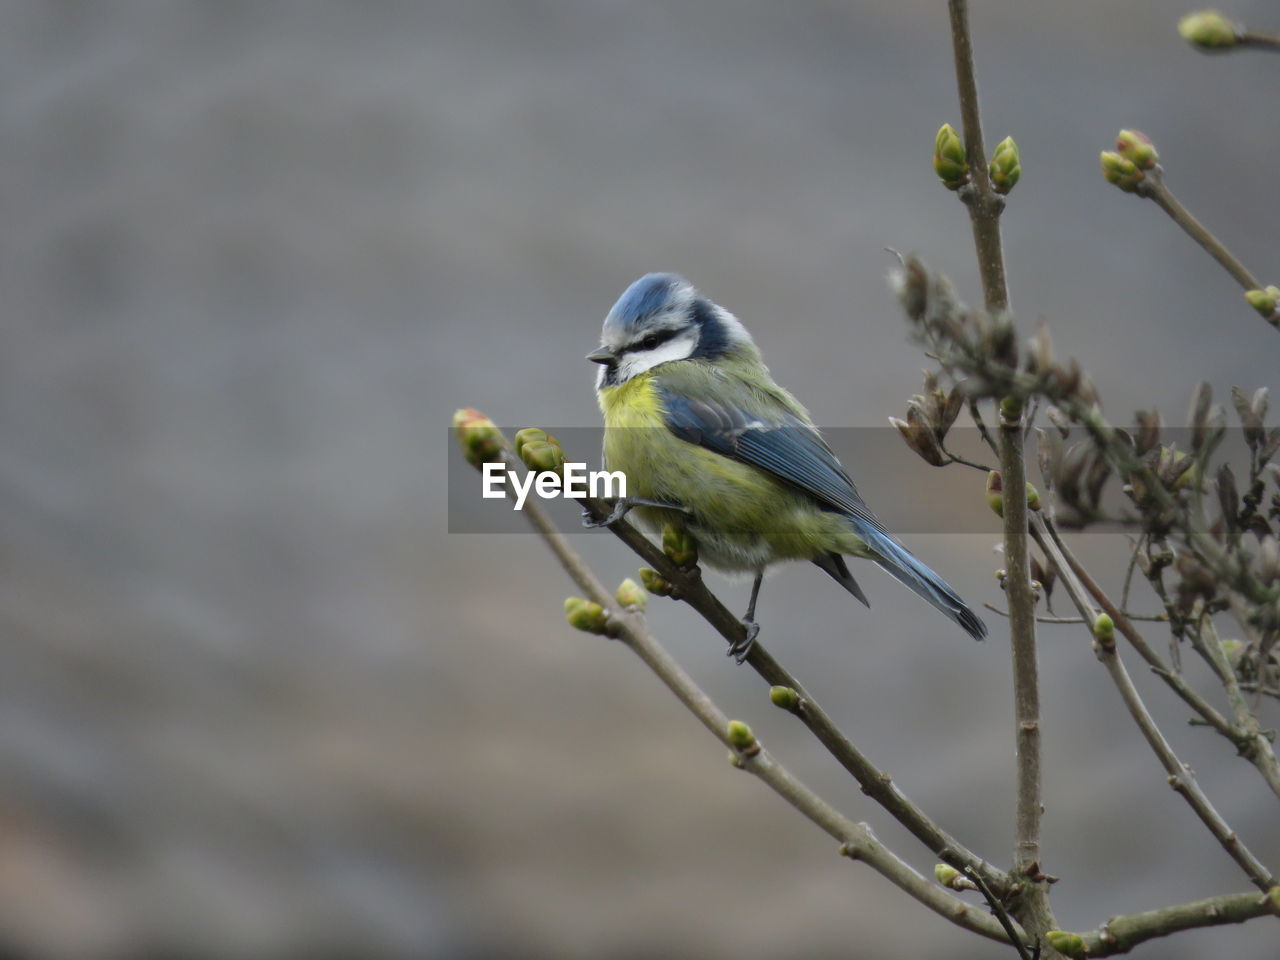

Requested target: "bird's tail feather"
[
  {"left": 860, "top": 528, "right": 987, "bottom": 640},
  {"left": 812, "top": 552, "right": 870, "bottom": 607}
]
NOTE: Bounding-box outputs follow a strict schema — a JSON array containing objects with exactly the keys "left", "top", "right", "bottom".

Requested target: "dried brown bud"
[
  {"left": 1231, "top": 385, "right": 1267, "bottom": 450},
  {"left": 1217, "top": 463, "right": 1239, "bottom": 533},
  {"left": 1134, "top": 409, "right": 1162, "bottom": 455},
  {"left": 1027, "top": 321, "right": 1055, "bottom": 375},
  {"left": 1189, "top": 381, "right": 1215, "bottom": 454},
  {"left": 1257, "top": 536, "right": 1280, "bottom": 586}
]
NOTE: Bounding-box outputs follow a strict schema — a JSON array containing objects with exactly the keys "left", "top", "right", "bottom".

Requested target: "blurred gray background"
[{"left": 3, "top": 1, "right": 1278, "bottom": 957}]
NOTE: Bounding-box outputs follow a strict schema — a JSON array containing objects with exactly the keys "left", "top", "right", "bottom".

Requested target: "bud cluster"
[
  {"left": 984, "top": 470, "right": 1041, "bottom": 518},
  {"left": 1101, "top": 130, "right": 1162, "bottom": 194},
  {"left": 932, "top": 124, "right": 1019, "bottom": 196},
  {"left": 1100, "top": 150, "right": 1145, "bottom": 194},
  {"left": 890, "top": 370, "right": 965, "bottom": 467},
  {"left": 514, "top": 427, "right": 566, "bottom": 474},
  {"left": 662, "top": 523, "right": 699, "bottom": 569},
  {"left": 453, "top": 407, "right": 505, "bottom": 469}
]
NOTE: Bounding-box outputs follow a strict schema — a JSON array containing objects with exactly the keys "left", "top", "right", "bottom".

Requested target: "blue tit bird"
[{"left": 587, "top": 272, "right": 986, "bottom": 661}]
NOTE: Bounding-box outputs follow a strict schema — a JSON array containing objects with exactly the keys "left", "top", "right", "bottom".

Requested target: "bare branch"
[
  {"left": 1076, "top": 889, "right": 1280, "bottom": 957},
  {"left": 947, "top": 1, "right": 1054, "bottom": 934},
  {"left": 1136, "top": 170, "right": 1262, "bottom": 294}
]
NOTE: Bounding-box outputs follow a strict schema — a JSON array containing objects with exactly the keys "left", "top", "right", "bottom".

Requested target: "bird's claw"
[
  {"left": 582, "top": 497, "right": 691, "bottom": 529},
  {"left": 728, "top": 619, "right": 760, "bottom": 663},
  {"left": 582, "top": 501, "right": 628, "bottom": 528}
]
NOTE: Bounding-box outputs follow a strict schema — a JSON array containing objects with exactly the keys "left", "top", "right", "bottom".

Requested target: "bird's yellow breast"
[
  {"left": 597, "top": 371, "right": 869, "bottom": 570},
  {"left": 597, "top": 372, "right": 666, "bottom": 429}
]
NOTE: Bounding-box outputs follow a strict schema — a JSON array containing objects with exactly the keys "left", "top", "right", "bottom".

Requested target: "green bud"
[
  {"left": 514, "top": 428, "right": 566, "bottom": 474},
  {"left": 988, "top": 136, "right": 1021, "bottom": 195},
  {"left": 1100, "top": 151, "right": 1144, "bottom": 193},
  {"left": 1245, "top": 288, "right": 1278, "bottom": 319},
  {"left": 769, "top": 686, "right": 801, "bottom": 712},
  {"left": 726, "top": 719, "right": 759, "bottom": 754},
  {"left": 1045, "top": 931, "right": 1088, "bottom": 959},
  {"left": 530, "top": 441, "right": 567, "bottom": 474},
  {"left": 1025, "top": 482, "right": 1041, "bottom": 512},
  {"left": 986, "top": 470, "right": 1004, "bottom": 518},
  {"left": 453, "top": 408, "right": 504, "bottom": 469},
  {"left": 1178, "top": 10, "right": 1239, "bottom": 51},
  {"left": 662, "top": 524, "right": 699, "bottom": 568},
  {"left": 614, "top": 577, "right": 647, "bottom": 610},
  {"left": 513, "top": 427, "right": 547, "bottom": 457},
  {"left": 1115, "top": 129, "right": 1158, "bottom": 170},
  {"left": 999, "top": 395, "right": 1023, "bottom": 422},
  {"left": 1267, "top": 885, "right": 1280, "bottom": 914},
  {"left": 1219, "top": 638, "right": 1245, "bottom": 665},
  {"left": 1093, "top": 612, "right": 1116, "bottom": 644},
  {"left": 564, "top": 596, "right": 610, "bottom": 635},
  {"left": 934, "top": 863, "right": 961, "bottom": 887},
  {"left": 638, "top": 567, "right": 674, "bottom": 597},
  {"left": 933, "top": 123, "right": 970, "bottom": 190}
]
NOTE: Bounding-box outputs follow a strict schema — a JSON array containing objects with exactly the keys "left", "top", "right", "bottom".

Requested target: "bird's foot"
[
  {"left": 582, "top": 497, "right": 691, "bottom": 528},
  {"left": 728, "top": 619, "right": 760, "bottom": 664}
]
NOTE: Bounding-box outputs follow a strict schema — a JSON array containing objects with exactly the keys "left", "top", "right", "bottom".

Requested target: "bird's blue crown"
[{"left": 604, "top": 273, "right": 687, "bottom": 335}]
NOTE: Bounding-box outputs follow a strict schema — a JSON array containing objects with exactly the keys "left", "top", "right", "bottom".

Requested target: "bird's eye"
[{"left": 640, "top": 334, "right": 662, "bottom": 350}]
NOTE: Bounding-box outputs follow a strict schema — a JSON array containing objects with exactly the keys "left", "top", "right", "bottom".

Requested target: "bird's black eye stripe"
[{"left": 624, "top": 329, "right": 678, "bottom": 354}]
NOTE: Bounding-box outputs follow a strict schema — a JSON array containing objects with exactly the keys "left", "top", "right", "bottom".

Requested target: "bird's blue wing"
[{"left": 657, "top": 388, "right": 892, "bottom": 538}]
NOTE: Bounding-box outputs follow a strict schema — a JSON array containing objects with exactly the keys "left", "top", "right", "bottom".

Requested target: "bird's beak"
[{"left": 586, "top": 347, "right": 616, "bottom": 364}]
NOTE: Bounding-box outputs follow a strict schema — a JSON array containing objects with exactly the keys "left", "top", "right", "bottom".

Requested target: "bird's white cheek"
[{"left": 618, "top": 335, "right": 698, "bottom": 381}]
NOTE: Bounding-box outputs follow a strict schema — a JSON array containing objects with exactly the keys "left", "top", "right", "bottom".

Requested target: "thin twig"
[
  {"left": 944, "top": 448, "right": 996, "bottom": 473},
  {"left": 985, "top": 603, "right": 1086, "bottom": 624},
  {"left": 947, "top": 0, "right": 1054, "bottom": 936},
  {"left": 1076, "top": 890, "right": 1280, "bottom": 958},
  {"left": 947, "top": 1, "right": 1008, "bottom": 313},
  {"left": 1239, "top": 31, "right": 1280, "bottom": 52},
  {"left": 1119, "top": 534, "right": 1143, "bottom": 614},
  {"left": 1136, "top": 171, "right": 1275, "bottom": 332},
  {"left": 984, "top": 603, "right": 1166, "bottom": 624},
  {"left": 969, "top": 399, "right": 1000, "bottom": 458},
  {"left": 964, "top": 866, "right": 1041, "bottom": 960}
]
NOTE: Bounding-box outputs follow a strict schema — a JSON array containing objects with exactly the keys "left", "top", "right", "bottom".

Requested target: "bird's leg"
[
  {"left": 728, "top": 571, "right": 764, "bottom": 663},
  {"left": 582, "top": 497, "right": 692, "bottom": 528}
]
